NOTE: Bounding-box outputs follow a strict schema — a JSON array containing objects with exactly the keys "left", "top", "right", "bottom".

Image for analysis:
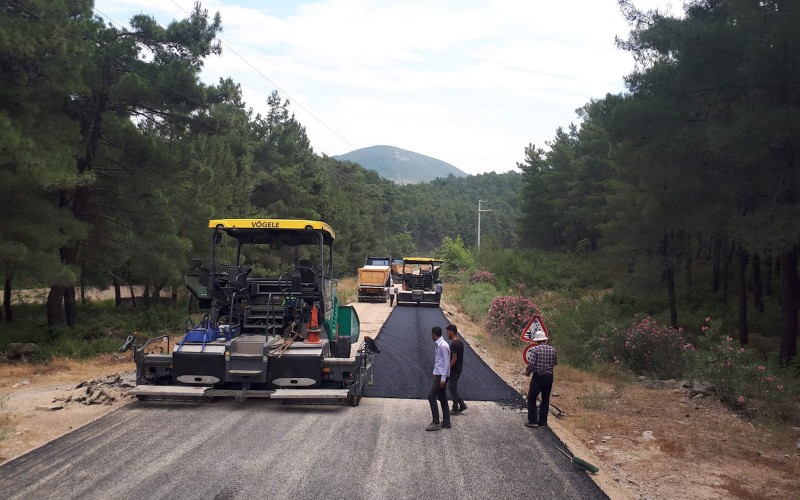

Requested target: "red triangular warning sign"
[{"left": 520, "top": 314, "right": 549, "bottom": 343}]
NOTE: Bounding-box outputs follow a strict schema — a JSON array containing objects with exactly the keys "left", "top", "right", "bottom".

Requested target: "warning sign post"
[{"left": 520, "top": 314, "right": 549, "bottom": 343}]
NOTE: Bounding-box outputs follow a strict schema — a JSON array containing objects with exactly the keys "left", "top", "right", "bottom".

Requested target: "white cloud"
[{"left": 94, "top": 0, "right": 678, "bottom": 175}]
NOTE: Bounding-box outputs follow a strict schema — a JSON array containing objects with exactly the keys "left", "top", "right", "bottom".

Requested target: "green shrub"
[
  {"left": 687, "top": 318, "right": 795, "bottom": 418},
  {"left": 677, "top": 287, "right": 717, "bottom": 313},
  {"left": 476, "top": 248, "right": 611, "bottom": 294},
  {"left": 594, "top": 315, "right": 692, "bottom": 379},
  {"left": 601, "top": 291, "right": 639, "bottom": 316},
  {"left": 453, "top": 282, "right": 499, "bottom": 323},
  {"left": 548, "top": 297, "right": 621, "bottom": 368},
  {"left": 0, "top": 302, "right": 186, "bottom": 359},
  {"left": 436, "top": 235, "right": 474, "bottom": 273}
]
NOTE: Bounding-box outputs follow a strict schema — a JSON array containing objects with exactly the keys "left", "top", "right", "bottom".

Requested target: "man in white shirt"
[{"left": 426, "top": 326, "right": 451, "bottom": 431}]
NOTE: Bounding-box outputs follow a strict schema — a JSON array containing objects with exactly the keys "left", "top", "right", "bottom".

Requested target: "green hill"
[{"left": 334, "top": 145, "right": 468, "bottom": 184}]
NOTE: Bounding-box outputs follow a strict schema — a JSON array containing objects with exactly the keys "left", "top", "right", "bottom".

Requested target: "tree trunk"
[
  {"left": 738, "top": 248, "right": 749, "bottom": 345},
  {"left": 65, "top": 286, "right": 77, "bottom": 327},
  {"left": 171, "top": 286, "right": 178, "bottom": 304},
  {"left": 153, "top": 279, "right": 168, "bottom": 302},
  {"left": 779, "top": 246, "right": 799, "bottom": 363},
  {"left": 721, "top": 235, "right": 729, "bottom": 305},
  {"left": 80, "top": 267, "right": 86, "bottom": 305},
  {"left": 765, "top": 253, "right": 773, "bottom": 297},
  {"left": 59, "top": 261, "right": 77, "bottom": 325},
  {"left": 46, "top": 285, "right": 66, "bottom": 326},
  {"left": 711, "top": 235, "right": 721, "bottom": 293},
  {"left": 664, "top": 233, "right": 678, "bottom": 328},
  {"left": 3, "top": 276, "right": 12, "bottom": 323},
  {"left": 143, "top": 285, "right": 151, "bottom": 306},
  {"left": 56, "top": 191, "right": 83, "bottom": 326},
  {"left": 685, "top": 233, "right": 693, "bottom": 288},
  {"left": 113, "top": 277, "right": 122, "bottom": 307},
  {"left": 54, "top": 59, "right": 109, "bottom": 327},
  {"left": 752, "top": 254, "right": 764, "bottom": 313},
  {"left": 128, "top": 283, "right": 137, "bottom": 308}
]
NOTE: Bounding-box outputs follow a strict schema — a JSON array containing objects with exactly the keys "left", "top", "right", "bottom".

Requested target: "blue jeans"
[{"left": 528, "top": 374, "right": 553, "bottom": 425}]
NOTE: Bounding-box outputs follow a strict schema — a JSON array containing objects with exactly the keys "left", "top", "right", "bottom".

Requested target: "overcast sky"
[{"left": 93, "top": 0, "right": 677, "bottom": 175}]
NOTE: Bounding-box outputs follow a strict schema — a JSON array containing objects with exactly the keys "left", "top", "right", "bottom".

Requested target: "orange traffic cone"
[{"left": 306, "top": 305, "right": 320, "bottom": 343}]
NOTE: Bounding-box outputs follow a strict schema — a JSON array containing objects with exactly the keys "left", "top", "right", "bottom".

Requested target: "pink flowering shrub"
[
  {"left": 485, "top": 296, "right": 541, "bottom": 344},
  {"left": 595, "top": 316, "right": 692, "bottom": 379},
  {"left": 470, "top": 268, "right": 497, "bottom": 285},
  {"left": 689, "top": 317, "right": 790, "bottom": 412}
]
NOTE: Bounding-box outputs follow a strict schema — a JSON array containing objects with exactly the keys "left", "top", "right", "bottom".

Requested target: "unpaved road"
[{"left": 0, "top": 302, "right": 605, "bottom": 499}]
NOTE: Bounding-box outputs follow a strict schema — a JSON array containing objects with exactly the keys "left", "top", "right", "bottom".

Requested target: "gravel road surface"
[{"left": 363, "top": 305, "right": 524, "bottom": 405}]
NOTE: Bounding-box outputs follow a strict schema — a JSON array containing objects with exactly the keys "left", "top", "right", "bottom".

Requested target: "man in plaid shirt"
[{"left": 524, "top": 331, "right": 557, "bottom": 428}]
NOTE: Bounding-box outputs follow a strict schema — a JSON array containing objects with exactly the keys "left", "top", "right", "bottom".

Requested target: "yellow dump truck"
[{"left": 357, "top": 256, "right": 392, "bottom": 303}]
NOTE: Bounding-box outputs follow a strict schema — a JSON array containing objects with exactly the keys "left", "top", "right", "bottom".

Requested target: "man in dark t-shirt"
[{"left": 447, "top": 324, "right": 467, "bottom": 413}]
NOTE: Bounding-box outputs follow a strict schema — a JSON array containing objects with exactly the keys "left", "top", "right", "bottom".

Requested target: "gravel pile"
[{"left": 54, "top": 371, "right": 136, "bottom": 406}]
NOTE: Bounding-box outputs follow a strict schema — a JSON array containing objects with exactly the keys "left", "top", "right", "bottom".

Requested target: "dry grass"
[
  {"left": 578, "top": 385, "right": 618, "bottom": 410},
  {"left": 337, "top": 277, "right": 358, "bottom": 304},
  {"left": 0, "top": 355, "right": 134, "bottom": 389},
  {"left": 0, "top": 396, "right": 13, "bottom": 442},
  {"left": 654, "top": 437, "right": 686, "bottom": 457}
]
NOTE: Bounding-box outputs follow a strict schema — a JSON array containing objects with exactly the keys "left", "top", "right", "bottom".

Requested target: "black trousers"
[
  {"left": 448, "top": 372, "right": 464, "bottom": 408},
  {"left": 428, "top": 375, "right": 450, "bottom": 424},
  {"left": 528, "top": 374, "right": 553, "bottom": 425}
]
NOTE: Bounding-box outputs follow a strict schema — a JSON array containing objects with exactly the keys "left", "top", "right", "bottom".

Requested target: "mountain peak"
[{"left": 334, "top": 145, "right": 468, "bottom": 184}]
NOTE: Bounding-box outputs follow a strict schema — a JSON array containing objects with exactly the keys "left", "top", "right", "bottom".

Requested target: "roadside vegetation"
[
  {"left": 443, "top": 240, "right": 800, "bottom": 426},
  {"left": 0, "top": 300, "right": 187, "bottom": 361}
]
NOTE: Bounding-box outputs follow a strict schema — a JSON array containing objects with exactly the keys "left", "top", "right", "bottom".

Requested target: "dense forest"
[
  {"left": 0, "top": 1, "right": 519, "bottom": 327},
  {"left": 515, "top": 0, "right": 800, "bottom": 362},
  {"left": 1, "top": 1, "right": 799, "bottom": 364}
]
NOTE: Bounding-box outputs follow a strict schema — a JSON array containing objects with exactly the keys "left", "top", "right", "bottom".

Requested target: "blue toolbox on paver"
[{"left": 181, "top": 316, "right": 239, "bottom": 344}]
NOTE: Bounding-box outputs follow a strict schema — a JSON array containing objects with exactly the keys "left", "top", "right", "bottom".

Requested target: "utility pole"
[{"left": 477, "top": 200, "right": 492, "bottom": 249}]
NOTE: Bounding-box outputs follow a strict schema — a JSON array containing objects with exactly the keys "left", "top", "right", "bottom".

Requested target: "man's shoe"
[
  {"left": 425, "top": 422, "right": 441, "bottom": 431},
  {"left": 441, "top": 421, "right": 452, "bottom": 429},
  {"left": 538, "top": 424, "right": 549, "bottom": 429},
  {"left": 525, "top": 422, "right": 539, "bottom": 428},
  {"left": 459, "top": 403, "right": 468, "bottom": 412},
  {"left": 450, "top": 406, "right": 461, "bottom": 414}
]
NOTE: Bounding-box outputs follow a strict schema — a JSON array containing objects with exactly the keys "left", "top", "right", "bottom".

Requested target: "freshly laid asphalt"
[
  {"left": 363, "top": 304, "right": 524, "bottom": 406},
  {"left": 0, "top": 304, "right": 607, "bottom": 500}
]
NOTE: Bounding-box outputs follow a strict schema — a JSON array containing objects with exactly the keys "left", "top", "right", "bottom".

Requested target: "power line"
[{"left": 168, "top": 0, "right": 356, "bottom": 150}]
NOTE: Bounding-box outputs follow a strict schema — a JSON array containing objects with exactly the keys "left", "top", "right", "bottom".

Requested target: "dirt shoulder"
[
  {"left": 2, "top": 298, "right": 799, "bottom": 500},
  {"left": 0, "top": 354, "right": 135, "bottom": 465}
]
